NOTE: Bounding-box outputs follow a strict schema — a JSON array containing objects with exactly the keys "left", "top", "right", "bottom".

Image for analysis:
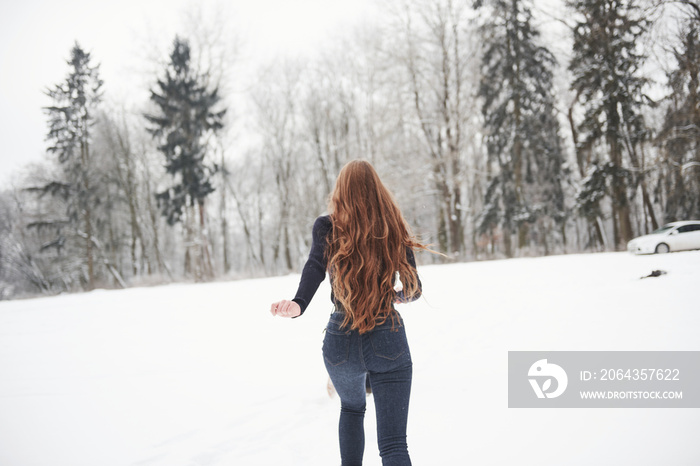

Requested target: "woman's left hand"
[{"left": 270, "top": 300, "right": 301, "bottom": 318}]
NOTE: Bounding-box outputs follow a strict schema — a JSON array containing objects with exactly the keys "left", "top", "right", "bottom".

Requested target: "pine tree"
[
  {"left": 658, "top": 20, "right": 700, "bottom": 221},
  {"left": 568, "top": 0, "right": 650, "bottom": 249},
  {"left": 476, "top": 0, "right": 567, "bottom": 257},
  {"left": 41, "top": 42, "right": 104, "bottom": 290},
  {"left": 145, "top": 36, "right": 226, "bottom": 280}
]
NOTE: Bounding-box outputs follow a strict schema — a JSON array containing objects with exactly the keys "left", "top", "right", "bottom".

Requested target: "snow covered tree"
[
  {"left": 476, "top": 0, "right": 567, "bottom": 257},
  {"left": 95, "top": 108, "right": 173, "bottom": 281},
  {"left": 40, "top": 43, "right": 104, "bottom": 290},
  {"left": 390, "top": 0, "right": 477, "bottom": 258},
  {"left": 145, "top": 36, "right": 226, "bottom": 280},
  {"left": 661, "top": 0, "right": 700, "bottom": 22},
  {"left": 568, "top": 0, "right": 651, "bottom": 249},
  {"left": 0, "top": 189, "right": 55, "bottom": 298},
  {"left": 657, "top": 19, "right": 700, "bottom": 221},
  {"left": 251, "top": 63, "right": 302, "bottom": 273}
]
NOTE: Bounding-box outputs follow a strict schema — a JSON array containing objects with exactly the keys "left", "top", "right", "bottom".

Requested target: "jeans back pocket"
[
  {"left": 323, "top": 328, "right": 351, "bottom": 366},
  {"left": 369, "top": 326, "right": 407, "bottom": 361}
]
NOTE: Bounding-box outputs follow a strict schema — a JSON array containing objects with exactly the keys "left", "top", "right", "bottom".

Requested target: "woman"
[{"left": 270, "top": 159, "right": 427, "bottom": 466}]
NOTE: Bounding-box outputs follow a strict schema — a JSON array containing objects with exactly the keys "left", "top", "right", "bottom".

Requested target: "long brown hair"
[{"left": 327, "top": 160, "right": 426, "bottom": 333}]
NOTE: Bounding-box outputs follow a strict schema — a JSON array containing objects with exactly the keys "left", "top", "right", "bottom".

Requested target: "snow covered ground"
[{"left": 1, "top": 251, "right": 698, "bottom": 466}]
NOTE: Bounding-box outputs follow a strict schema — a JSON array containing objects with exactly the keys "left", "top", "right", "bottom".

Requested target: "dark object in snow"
[{"left": 641, "top": 270, "right": 667, "bottom": 279}]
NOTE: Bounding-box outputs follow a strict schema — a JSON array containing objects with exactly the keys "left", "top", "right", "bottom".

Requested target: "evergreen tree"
[
  {"left": 476, "top": 0, "right": 567, "bottom": 257},
  {"left": 145, "top": 36, "right": 226, "bottom": 279},
  {"left": 658, "top": 20, "right": 700, "bottom": 221},
  {"left": 568, "top": 0, "right": 650, "bottom": 249},
  {"left": 41, "top": 42, "right": 104, "bottom": 290}
]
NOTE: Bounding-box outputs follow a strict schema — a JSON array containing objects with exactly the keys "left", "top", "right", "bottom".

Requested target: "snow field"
[{"left": 1, "top": 251, "right": 699, "bottom": 465}]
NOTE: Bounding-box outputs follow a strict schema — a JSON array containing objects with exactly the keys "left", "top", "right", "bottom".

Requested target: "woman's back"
[
  {"left": 324, "top": 160, "right": 424, "bottom": 333},
  {"left": 270, "top": 159, "right": 426, "bottom": 466}
]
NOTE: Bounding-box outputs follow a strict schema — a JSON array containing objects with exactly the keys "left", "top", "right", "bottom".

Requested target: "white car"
[{"left": 627, "top": 221, "right": 700, "bottom": 254}]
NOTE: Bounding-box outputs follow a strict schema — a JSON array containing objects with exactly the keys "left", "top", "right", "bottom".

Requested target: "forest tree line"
[{"left": 1, "top": 0, "right": 699, "bottom": 299}]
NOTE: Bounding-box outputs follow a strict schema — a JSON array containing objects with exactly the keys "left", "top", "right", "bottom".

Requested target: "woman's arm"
[
  {"left": 271, "top": 216, "right": 331, "bottom": 318},
  {"left": 395, "top": 247, "right": 422, "bottom": 304}
]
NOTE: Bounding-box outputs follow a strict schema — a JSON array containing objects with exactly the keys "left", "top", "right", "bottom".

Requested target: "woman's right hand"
[{"left": 270, "top": 300, "right": 301, "bottom": 318}]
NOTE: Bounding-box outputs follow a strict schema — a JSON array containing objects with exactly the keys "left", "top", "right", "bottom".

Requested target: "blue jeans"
[{"left": 323, "top": 310, "right": 413, "bottom": 466}]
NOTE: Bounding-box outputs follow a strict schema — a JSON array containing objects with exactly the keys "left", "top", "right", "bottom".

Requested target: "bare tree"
[
  {"left": 384, "top": 0, "right": 480, "bottom": 258},
  {"left": 251, "top": 61, "right": 307, "bottom": 273}
]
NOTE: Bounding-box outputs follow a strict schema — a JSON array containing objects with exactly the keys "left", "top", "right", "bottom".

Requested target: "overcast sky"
[{"left": 0, "top": 0, "right": 375, "bottom": 186}]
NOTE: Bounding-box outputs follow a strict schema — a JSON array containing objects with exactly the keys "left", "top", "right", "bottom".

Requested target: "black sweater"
[{"left": 292, "top": 215, "right": 422, "bottom": 315}]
